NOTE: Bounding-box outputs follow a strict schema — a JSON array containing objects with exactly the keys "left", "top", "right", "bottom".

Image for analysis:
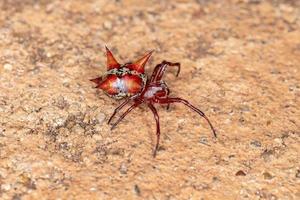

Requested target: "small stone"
[
  {"left": 235, "top": 170, "right": 246, "bottom": 176},
  {"left": 92, "top": 133, "right": 103, "bottom": 140},
  {"left": 3, "top": 63, "right": 12, "bottom": 71},
  {"left": 212, "top": 176, "right": 219, "bottom": 182},
  {"left": 192, "top": 182, "right": 210, "bottom": 190},
  {"left": 119, "top": 162, "right": 128, "bottom": 174},
  {"left": 0, "top": 168, "right": 7, "bottom": 178},
  {"left": 263, "top": 171, "right": 273, "bottom": 180},
  {"left": 54, "top": 95, "right": 69, "bottom": 110},
  {"left": 67, "top": 58, "right": 75, "bottom": 65},
  {"left": 134, "top": 184, "right": 141, "bottom": 196},
  {"left": 274, "top": 138, "right": 282, "bottom": 145},
  {"left": 46, "top": 3, "right": 54, "bottom": 13},
  {"left": 296, "top": 170, "right": 300, "bottom": 178},
  {"left": 261, "top": 149, "right": 274, "bottom": 162},
  {"left": 58, "top": 142, "right": 69, "bottom": 150},
  {"left": 239, "top": 117, "right": 245, "bottom": 124},
  {"left": 247, "top": 0, "right": 261, "bottom": 4},
  {"left": 0, "top": 128, "right": 5, "bottom": 136},
  {"left": 199, "top": 136, "right": 208, "bottom": 145},
  {"left": 53, "top": 117, "right": 66, "bottom": 128},
  {"left": 12, "top": 195, "right": 21, "bottom": 200},
  {"left": 103, "top": 21, "right": 112, "bottom": 30},
  {"left": 239, "top": 105, "right": 250, "bottom": 112},
  {"left": 72, "top": 124, "right": 85, "bottom": 135},
  {"left": 58, "top": 44, "right": 65, "bottom": 50},
  {"left": 46, "top": 52, "right": 52, "bottom": 58},
  {"left": 83, "top": 157, "right": 92, "bottom": 166},
  {"left": 110, "top": 148, "right": 124, "bottom": 156},
  {"left": 270, "top": 68, "right": 280, "bottom": 74},
  {"left": 1, "top": 183, "right": 11, "bottom": 191},
  {"left": 228, "top": 155, "right": 235, "bottom": 159},
  {"left": 250, "top": 140, "right": 262, "bottom": 147},
  {"left": 96, "top": 113, "right": 106, "bottom": 125}
]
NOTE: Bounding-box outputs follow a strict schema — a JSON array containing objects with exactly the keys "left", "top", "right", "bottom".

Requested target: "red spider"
[{"left": 91, "top": 47, "right": 216, "bottom": 157}]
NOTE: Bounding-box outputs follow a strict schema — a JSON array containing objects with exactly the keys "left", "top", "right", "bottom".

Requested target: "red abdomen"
[
  {"left": 90, "top": 47, "right": 152, "bottom": 99},
  {"left": 98, "top": 69, "right": 146, "bottom": 99}
]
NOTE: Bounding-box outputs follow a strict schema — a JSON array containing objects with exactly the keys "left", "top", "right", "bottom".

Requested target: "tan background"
[{"left": 0, "top": 0, "right": 299, "bottom": 199}]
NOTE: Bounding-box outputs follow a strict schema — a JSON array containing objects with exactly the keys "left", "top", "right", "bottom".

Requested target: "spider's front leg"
[
  {"left": 162, "top": 60, "right": 181, "bottom": 77},
  {"left": 107, "top": 98, "right": 131, "bottom": 124},
  {"left": 108, "top": 94, "right": 140, "bottom": 124},
  {"left": 150, "top": 61, "right": 181, "bottom": 82},
  {"left": 110, "top": 99, "right": 142, "bottom": 130}
]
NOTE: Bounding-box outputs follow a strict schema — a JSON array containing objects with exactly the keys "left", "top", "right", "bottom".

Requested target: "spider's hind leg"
[
  {"left": 148, "top": 103, "right": 161, "bottom": 157},
  {"left": 157, "top": 97, "right": 217, "bottom": 138}
]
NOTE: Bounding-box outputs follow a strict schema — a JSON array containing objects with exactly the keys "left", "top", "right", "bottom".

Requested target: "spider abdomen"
[
  {"left": 97, "top": 67, "right": 147, "bottom": 99},
  {"left": 91, "top": 47, "right": 152, "bottom": 99}
]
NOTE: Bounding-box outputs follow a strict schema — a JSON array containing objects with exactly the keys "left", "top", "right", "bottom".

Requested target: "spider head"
[{"left": 90, "top": 47, "right": 152, "bottom": 99}]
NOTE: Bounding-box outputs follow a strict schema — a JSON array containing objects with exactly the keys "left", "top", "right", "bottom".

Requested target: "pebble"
[
  {"left": 0, "top": 168, "right": 7, "bottom": 178},
  {"left": 92, "top": 132, "right": 103, "bottom": 140},
  {"left": 3, "top": 63, "right": 12, "bottom": 71},
  {"left": 119, "top": 162, "right": 128, "bottom": 174},
  {"left": 134, "top": 184, "right": 141, "bottom": 196},
  {"left": 46, "top": 52, "right": 52, "bottom": 58},
  {"left": 296, "top": 170, "right": 300, "bottom": 178},
  {"left": 274, "top": 138, "right": 282, "bottom": 145},
  {"left": 0, "top": 128, "right": 5, "bottom": 136},
  {"left": 263, "top": 171, "right": 273, "bottom": 180},
  {"left": 1, "top": 183, "right": 11, "bottom": 191},
  {"left": 250, "top": 140, "right": 262, "bottom": 148},
  {"left": 103, "top": 21, "right": 112, "bottom": 30},
  {"left": 97, "top": 113, "right": 106, "bottom": 125},
  {"left": 72, "top": 124, "right": 85, "bottom": 135},
  {"left": 53, "top": 117, "right": 66, "bottom": 128},
  {"left": 236, "top": 170, "right": 246, "bottom": 176}
]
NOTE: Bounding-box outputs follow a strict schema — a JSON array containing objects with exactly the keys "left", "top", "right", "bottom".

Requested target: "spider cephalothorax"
[{"left": 91, "top": 47, "right": 216, "bottom": 157}]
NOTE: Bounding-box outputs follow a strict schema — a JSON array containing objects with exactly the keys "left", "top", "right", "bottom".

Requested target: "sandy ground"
[{"left": 0, "top": 0, "right": 300, "bottom": 199}]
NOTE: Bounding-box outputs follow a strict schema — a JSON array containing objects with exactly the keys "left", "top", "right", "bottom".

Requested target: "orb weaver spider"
[{"left": 91, "top": 47, "right": 216, "bottom": 157}]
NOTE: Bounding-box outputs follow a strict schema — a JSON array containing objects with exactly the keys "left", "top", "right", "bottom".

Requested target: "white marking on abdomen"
[{"left": 112, "top": 78, "right": 128, "bottom": 93}]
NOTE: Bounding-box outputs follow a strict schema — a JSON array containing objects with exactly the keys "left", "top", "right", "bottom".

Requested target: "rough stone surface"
[{"left": 0, "top": 0, "right": 299, "bottom": 199}]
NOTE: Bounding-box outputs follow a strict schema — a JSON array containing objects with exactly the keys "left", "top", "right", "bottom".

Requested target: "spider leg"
[
  {"left": 166, "top": 104, "right": 170, "bottom": 110},
  {"left": 148, "top": 103, "right": 161, "bottom": 157},
  {"left": 157, "top": 97, "right": 217, "bottom": 137},
  {"left": 166, "top": 86, "right": 170, "bottom": 110},
  {"left": 107, "top": 98, "right": 131, "bottom": 124},
  {"left": 107, "top": 94, "right": 139, "bottom": 124},
  {"left": 162, "top": 60, "right": 181, "bottom": 77},
  {"left": 150, "top": 61, "right": 181, "bottom": 82},
  {"left": 150, "top": 63, "right": 163, "bottom": 82},
  {"left": 110, "top": 102, "right": 141, "bottom": 130}
]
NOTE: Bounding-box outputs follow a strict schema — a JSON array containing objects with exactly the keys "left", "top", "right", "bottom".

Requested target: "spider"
[{"left": 91, "top": 47, "right": 216, "bottom": 157}]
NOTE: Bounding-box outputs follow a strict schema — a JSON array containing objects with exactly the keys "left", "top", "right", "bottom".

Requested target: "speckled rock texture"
[{"left": 0, "top": 0, "right": 299, "bottom": 199}]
